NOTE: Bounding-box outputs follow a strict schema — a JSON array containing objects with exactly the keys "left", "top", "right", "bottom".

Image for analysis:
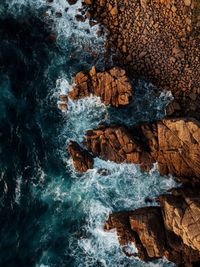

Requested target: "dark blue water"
[{"left": 0, "top": 1, "right": 176, "bottom": 267}]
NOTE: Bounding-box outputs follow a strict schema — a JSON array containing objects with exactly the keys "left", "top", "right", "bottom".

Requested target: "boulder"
[
  {"left": 68, "top": 66, "right": 133, "bottom": 107},
  {"left": 84, "top": 124, "right": 155, "bottom": 170},
  {"left": 68, "top": 141, "right": 94, "bottom": 172}
]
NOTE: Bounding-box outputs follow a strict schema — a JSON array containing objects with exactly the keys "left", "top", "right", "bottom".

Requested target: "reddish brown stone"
[
  {"left": 84, "top": 124, "right": 155, "bottom": 170},
  {"left": 68, "top": 66, "right": 133, "bottom": 107},
  {"left": 157, "top": 118, "right": 200, "bottom": 180},
  {"left": 68, "top": 141, "right": 94, "bottom": 172},
  {"left": 105, "top": 188, "right": 200, "bottom": 266}
]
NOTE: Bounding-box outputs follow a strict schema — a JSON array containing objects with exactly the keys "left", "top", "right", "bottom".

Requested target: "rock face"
[
  {"left": 68, "top": 66, "right": 133, "bottom": 107},
  {"left": 67, "top": 141, "right": 94, "bottom": 172},
  {"left": 157, "top": 119, "right": 200, "bottom": 181},
  {"left": 83, "top": 118, "right": 200, "bottom": 182},
  {"left": 105, "top": 187, "right": 200, "bottom": 266},
  {"left": 129, "top": 207, "right": 166, "bottom": 259},
  {"left": 160, "top": 188, "right": 200, "bottom": 253},
  {"left": 85, "top": 124, "right": 156, "bottom": 171}
]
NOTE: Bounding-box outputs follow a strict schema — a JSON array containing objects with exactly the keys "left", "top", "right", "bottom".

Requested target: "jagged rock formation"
[
  {"left": 157, "top": 119, "right": 200, "bottom": 181},
  {"left": 84, "top": 124, "right": 156, "bottom": 171},
  {"left": 68, "top": 118, "right": 200, "bottom": 179},
  {"left": 68, "top": 66, "right": 133, "bottom": 107},
  {"left": 105, "top": 187, "right": 200, "bottom": 266},
  {"left": 84, "top": 0, "right": 200, "bottom": 118},
  {"left": 68, "top": 141, "right": 94, "bottom": 172},
  {"left": 83, "top": 118, "right": 200, "bottom": 181},
  {"left": 160, "top": 188, "right": 200, "bottom": 253}
]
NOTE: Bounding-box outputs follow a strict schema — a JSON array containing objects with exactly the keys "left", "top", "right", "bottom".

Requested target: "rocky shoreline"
[{"left": 63, "top": 0, "right": 200, "bottom": 266}]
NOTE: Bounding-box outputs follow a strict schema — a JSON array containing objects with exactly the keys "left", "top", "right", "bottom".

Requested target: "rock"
[
  {"left": 184, "top": 0, "right": 191, "bottom": 7},
  {"left": 67, "top": 0, "right": 78, "bottom": 5},
  {"left": 72, "top": 118, "right": 200, "bottom": 178},
  {"left": 68, "top": 66, "right": 133, "bottom": 107},
  {"left": 105, "top": 187, "right": 200, "bottom": 266},
  {"left": 104, "top": 211, "right": 136, "bottom": 247},
  {"left": 129, "top": 207, "right": 166, "bottom": 259},
  {"left": 84, "top": 0, "right": 92, "bottom": 5},
  {"left": 58, "top": 94, "right": 68, "bottom": 112},
  {"left": 110, "top": 6, "right": 118, "bottom": 17},
  {"left": 160, "top": 187, "right": 200, "bottom": 253},
  {"left": 68, "top": 141, "right": 94, "bottom": 172},
  {"left": 75, "top": 14, "right": 86, "bottom": 22},
  {"left": 157, "top": 118, "right": 200, "bottom": 180},
  {"left": 58, "top": 103, "right": 67, "bottom": 112},
  {"left": 84, "top": 124, "right": 155, "bottom": 170}
]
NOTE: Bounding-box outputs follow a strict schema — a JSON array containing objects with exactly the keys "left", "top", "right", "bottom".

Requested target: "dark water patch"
[{"left": 0, "top": 11, "right": 70, "bottom": 267}]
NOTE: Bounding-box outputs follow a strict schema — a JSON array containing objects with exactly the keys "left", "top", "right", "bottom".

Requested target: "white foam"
[
  {"left": 60, "top": 95, "right": 107, "bottom": 142},
  {"left": 61, "top": 159, "right": 176, "bottom": 266}
]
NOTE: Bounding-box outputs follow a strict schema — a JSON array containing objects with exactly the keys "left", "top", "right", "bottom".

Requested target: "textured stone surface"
[
  {"left": 68, "top": 141, "right": 94, "bottom": 172},
  {"left": 81, "top": 118, "right": 200, "bottom": 179},
  {"left": 160, "top": 188, "right": 200, "bottom": 253},
  {"left": 84, "top": 124, "right": 155, "bottom": 170},
  {"left": 84, "top": 0, "right": 200, "bottom": 118},
  {"left": 157, "top": 118, "right": 200, "bottom": 180},
  {"left": 129, "top": 207, "right": 166, "bottom": 259},
  {"left": 105, "top": 188, "right": 200, "bottom": 266},
  {"left": 68, "top": 66, "right": 133, "bottom": 107}
]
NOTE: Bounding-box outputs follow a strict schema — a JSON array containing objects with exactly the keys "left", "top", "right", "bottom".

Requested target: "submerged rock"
[
  {"left": 67, "top": 0, "right": 78, "bottom": 5},
  {"left": 68, "top": 66, "right": 133, "bottom": 107},
  {"left": 68, "top": 141, "right": 94, "bottom": 172}
]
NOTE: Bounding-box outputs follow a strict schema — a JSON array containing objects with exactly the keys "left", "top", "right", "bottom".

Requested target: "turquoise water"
[{"left": 0, "top": 1, "right": 176, "bottom": 267}]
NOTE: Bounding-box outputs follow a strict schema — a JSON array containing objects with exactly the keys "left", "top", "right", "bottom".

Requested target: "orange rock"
[{"left": 68, "top": 66, "right": 133, "bottom": 107}]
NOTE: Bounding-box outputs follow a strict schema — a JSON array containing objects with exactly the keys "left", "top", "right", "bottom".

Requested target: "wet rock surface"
[
  {"left": 82, "top": 118, "right": 200, "bottom": 181},
  {"left": 105, "top": 187, "right": 200, "bottom": 266},
  {"left": 68, "top": 66, "right": 133, "bottom": 107},
  {"left": 68, "top": 141, "right": 94, "bottom": 172},
  {"left": 67, "top": 117, "right": 200, "bottom": 264},
  {"left": 84, "top": 124, "right": 156, "bottom": 171}
]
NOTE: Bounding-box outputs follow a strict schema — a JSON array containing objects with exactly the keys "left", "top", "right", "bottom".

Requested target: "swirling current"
[{"left": 0, "top": 1, "right": 176, "bottom": 267}]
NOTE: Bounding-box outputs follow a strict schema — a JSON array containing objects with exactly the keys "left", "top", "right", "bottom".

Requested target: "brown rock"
[
  {"left": 68, "top": 141, "right": 94, "bottom": 172},
  {"left": 105, "top": 188, "right": 200, "bottom": 266},
  {"left": 84, "top": 0, "right": 92, "bottom": 5},
  {"left": 84, "top": 124, "right": 155, "bottom": 170},
  {"left": 160, "top": 188, "right": 200, "bottom": 253},
  {"left": 104, "top": 211, "right": 136, "bottom": 246},
  {"left": 68, "top": 66, "right": 133, "bottom": 107},
  {"left": 157, "top": 118, "right": 200, "bottom": 180},
  {"left": 129, "top": 207, "right": 166, "bottom": 259}
]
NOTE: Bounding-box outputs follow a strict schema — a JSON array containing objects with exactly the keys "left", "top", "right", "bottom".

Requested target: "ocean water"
[{"left": 0, "top": 1, "right": 176, "bottom": 267}]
